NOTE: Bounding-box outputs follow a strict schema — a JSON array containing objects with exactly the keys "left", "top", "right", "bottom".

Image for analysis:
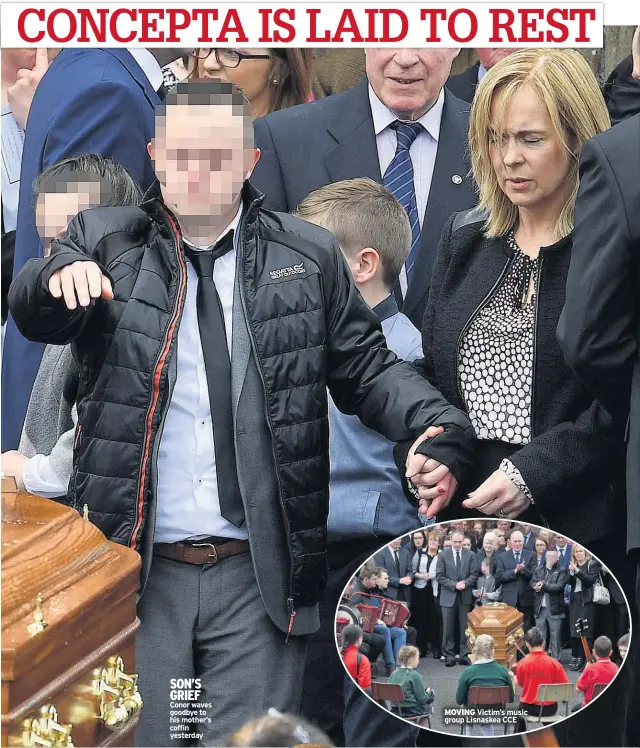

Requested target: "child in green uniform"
[{"left": 388, "top": 645, "right": 435, "bottom": 717}]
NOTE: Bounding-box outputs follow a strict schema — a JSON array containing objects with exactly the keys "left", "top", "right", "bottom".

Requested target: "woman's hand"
[{"left": 462, "top": 469, "right": 529, "bottom": 518}]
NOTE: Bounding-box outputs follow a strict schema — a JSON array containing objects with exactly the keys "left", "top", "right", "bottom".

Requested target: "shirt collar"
[
  {"left": 128, "top": 49, "right": 164, "bottom": 92},
  {"left": 373, "top": 293, "right": 398, "bottom": 322},
  {"left": 368, "top": 83, "right": 445, "bottom": 143},
  {"left": 474, "top": 658, "right": 495, "bottom": 665},
  {"left": 183, "top": 202, "right": 243, "bottom": 251},
  {"left": 477, "top": 63, "right": 489, "bottom": 82}
]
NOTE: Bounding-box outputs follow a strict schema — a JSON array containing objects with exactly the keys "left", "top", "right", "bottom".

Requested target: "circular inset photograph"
[{"left": 335, "top": 519, "right": 631, "bottom": 737}]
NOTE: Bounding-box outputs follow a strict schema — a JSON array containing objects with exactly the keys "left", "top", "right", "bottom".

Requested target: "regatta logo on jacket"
[{"left": 269, "top": 262, "right": 305, "bottom": 280}]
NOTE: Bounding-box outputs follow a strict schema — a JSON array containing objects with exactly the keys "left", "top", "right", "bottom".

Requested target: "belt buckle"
[{"left": 190, "top": 542, "right": 218, "bottom": 564}]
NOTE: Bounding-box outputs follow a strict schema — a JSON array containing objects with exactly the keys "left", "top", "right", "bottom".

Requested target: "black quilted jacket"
[{"left": 9, "top": 181, "right": 474, "bottom": 608}]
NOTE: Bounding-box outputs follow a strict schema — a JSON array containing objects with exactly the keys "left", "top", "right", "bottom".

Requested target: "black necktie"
[
  {"left": 394, "top": 550, "right": 401, "bottom": 574},
  {"left": 515, "top": 552, "right": 520, "bottom": 565},
  {"left": 455, "top": 551, "right": 462, "bottom": 580},
  {"left": 157, "top": 83, "right": 169, "bottom": 101},
  {"left": 185, "top": 235, "right": 244, "bottom": 527}
]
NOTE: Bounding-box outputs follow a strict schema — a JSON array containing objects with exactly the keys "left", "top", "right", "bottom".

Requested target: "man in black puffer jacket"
[
  {"left": 531, "top": 548, "right": 569, "bottom": 661},
  {"left": 9, "top": 80, "right": 474, "bottom": 746}
]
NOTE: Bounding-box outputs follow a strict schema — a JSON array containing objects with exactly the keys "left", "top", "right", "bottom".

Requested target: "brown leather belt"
[{"left": 153, "top": 539, "right": 249, "bottom": 565}]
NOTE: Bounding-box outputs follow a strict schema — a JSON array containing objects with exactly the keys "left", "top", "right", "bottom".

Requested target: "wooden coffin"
[
  {"left": 1, "top": 478, "right": 142, "bottom": 747},
  {"left": 465, "top": 604, "right": 524, "bottom": 666}
]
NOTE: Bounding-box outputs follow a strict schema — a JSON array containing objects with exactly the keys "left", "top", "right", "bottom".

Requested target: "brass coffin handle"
[
  {"left": 94, "top": 655, "right": 144, "bottom": 731},
  {"left": 18, "top": 705, "right": 74, "bottom": 747}
]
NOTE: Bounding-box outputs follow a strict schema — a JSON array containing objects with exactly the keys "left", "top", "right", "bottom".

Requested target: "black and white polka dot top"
[{"left": 458, "top": 232, "right": 539, "bottom": 446}]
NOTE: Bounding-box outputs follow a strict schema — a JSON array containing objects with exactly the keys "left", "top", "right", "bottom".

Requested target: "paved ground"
[{"left": 371, "top": 648, "right": 583, "bottom": 737}]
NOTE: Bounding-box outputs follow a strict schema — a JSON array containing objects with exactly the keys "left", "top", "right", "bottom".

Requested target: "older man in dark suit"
[
  {"left": 252, "top": 48, "right": 476, "bottom": 328},
  {"left": 496, "top": 530, "right": 536, "bottom": 631},
  {"left": 436, "top": 529, "right": 478, "bottom": 666}
]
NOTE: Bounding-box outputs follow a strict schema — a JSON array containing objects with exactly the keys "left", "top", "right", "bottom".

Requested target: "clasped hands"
[{"left": 406, "top": 426, "right": 528, "bottom": 519}]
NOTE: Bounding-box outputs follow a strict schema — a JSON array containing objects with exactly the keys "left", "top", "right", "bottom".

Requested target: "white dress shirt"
[
  {"left": 155, "top": 203, "right": 247, "bottom": 543},
  {"left": 477, "top": 63, "right": 489, "bottom": 83},
  {"left": 128, "top": 49, "right": 164, "bottom": 92},
  {"left": 368, "top": 84, "right": 444, "bottom": 294}
]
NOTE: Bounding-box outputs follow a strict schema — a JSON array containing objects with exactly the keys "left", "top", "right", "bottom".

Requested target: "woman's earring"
[{"left": 271, "top": 78, "right": 278, "bottom": 85}]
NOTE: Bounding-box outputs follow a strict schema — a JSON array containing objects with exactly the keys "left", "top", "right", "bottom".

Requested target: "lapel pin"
[{"left": 452, "top": 174, "right": 463, "bottom": 185}]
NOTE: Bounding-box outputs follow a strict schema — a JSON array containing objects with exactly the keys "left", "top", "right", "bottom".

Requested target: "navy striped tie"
[{"left": 383, "top": 120, "right": 423, "bottom": 286}]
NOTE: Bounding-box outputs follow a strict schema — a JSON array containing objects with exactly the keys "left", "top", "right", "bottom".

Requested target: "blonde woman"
[
  {"left": 568, "top": 545, "right": 602, "bottom": 671},
  {"left": 408, "top": 49, "right": 623, "bottom": 544}
]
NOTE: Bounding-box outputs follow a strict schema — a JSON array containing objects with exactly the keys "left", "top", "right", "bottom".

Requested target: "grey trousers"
[
  {"left": 535, "top": 608, "right": 564, "bottom": 661},
  {"left": 442, "top": 599, "right": 471, "bottom": 659},
  {"left": 134, "top": 552, "right": 308, "bottom": 747}
]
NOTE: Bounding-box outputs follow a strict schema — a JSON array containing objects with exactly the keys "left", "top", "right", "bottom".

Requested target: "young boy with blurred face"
[{"left": 9, "top": 80, "right": 474, "bottom": 745}]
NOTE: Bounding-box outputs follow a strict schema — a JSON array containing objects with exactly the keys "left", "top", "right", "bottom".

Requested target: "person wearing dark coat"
[
  {"left": 532, "top": 548, "right": 569, "bottom": 661},
  {"left": 568, "top": 547, "right": 602, "bottom": 671},
  {"left": 7, "top": 80, "right": 476, "bottom": 746},
  {"left": 601, "top": 26, "right": 640, "bottom": 126},
  {"left": 495, "top": 530, "right": 536, "bottom": 631},
  {"left": 557, "top": 103, "right": 640, "bottom": 748},
  {"left": 557, "top": 111, "right": 640, "bottom": 559},
  {"left": 252, "top": 49, "right": 476, "bottom": 329},
  {"left": 396, "top": 50, "right": 625, "bottom": 547},
  {"left": 445, "top": 49, "right": 517, "bottom": 103}
]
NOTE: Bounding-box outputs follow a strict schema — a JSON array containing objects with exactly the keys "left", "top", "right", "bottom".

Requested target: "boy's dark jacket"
[{"left": 8, "top": 181, "right": 473, "bottom": 635}]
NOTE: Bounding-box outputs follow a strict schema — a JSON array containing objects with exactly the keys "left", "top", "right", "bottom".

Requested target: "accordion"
[{"left": 379, "top": 598, "right": 410, "bottom": 628}]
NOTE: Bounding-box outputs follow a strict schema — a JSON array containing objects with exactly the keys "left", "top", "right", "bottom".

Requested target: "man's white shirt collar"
[
  {"left": 368, "top": 83, "right": 445, "bottom": 143},
  {"left": 129, "top": 49, "right": 164, "bottom": 92}
]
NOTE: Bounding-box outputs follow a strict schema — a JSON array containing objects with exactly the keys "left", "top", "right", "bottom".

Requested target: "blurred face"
[
  {"left": 497, "top": 521, "right": 510, "bottom": 532},
  {"left": 483, "top": 536, "right": 496, "bottom": 553},
  {"left": 511, "top": 532, "right": 524, "bottom": 552},
  {"left": 619, "top": 644, "right": 628, "bottom": 658},
  {"left": 546, "top": 550, "right": 558, "bottom": 567},
  {"left": 462, "top": 538, "right": 472, "bottom": 550},
  {"left": 474, "top": 523, "right": 483, "bottom": 535},
  {"left": 196, "top": 49, "right": 272, "bottom": 118},
  {"left": 475, "top": 48, "right": 517, "bottom": 70},
  {"left": 489, "top": 85, "right": 574, "bottom": 218},
  {"left": 389, "top": 539, "right": 402, "bottom": 551},
  {"left": 363, "top": 575, "right": 377, "bottom": 589},
  {"left": 523, "top": 525, "right": 532, "bottom": 534},
  {"left": 451, "top": 533, "right": 463, "bottom": 551},
  {"left": 481, "top": 561, "right": 491, "bottom": 576},
  {"left": 413, "top": 533, "right": 425, "bottom": 548},
  {"left": 365, "top": 48, "right": 459, "bottom": 120},
  {"left": 535, "top": 539, "right": 547, "bottom": 555},
  {"left": 36, "top": 182, "right": 103, "bottom": 256},
  {"left": 495, "top": 531, "right": 506, "bottom": 546},
  {"left": 451, "top": 521, "right": 465, "bottom": 530},
  {"left": 428, "top": 537, "right": 440, "bottom": 552},
  {"left": 555, "top": 536, "right": 567, "bottom": 548},
  {"left": 377, "top": 572, "right": 389, "bottom": 590},
  {"left": 151, "top": 103, "right": 258, "bottom": 222},
  {"left": 444, "top": 539, "right": 452, "bottom": 549},
  {"left": 574, "top": 548, "right": 587, "bottom": 564}
]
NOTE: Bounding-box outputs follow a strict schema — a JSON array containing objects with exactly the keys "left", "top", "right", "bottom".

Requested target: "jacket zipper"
[
  {"left": 455, "top": 253, "right": 513, "bottom": 405},
  {"left": 128, "top": 208, "right": 188, "bottom": 550},
  {"left": 236, "top": 221, "right": 297, "bottom": 641}
]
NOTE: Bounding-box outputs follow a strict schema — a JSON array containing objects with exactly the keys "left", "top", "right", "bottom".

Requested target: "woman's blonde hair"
[
  {"left": 469, "top": 49, "right": 610, "bottom": 239},
  {"left": 571, "top": 544, "right": 591, "bottom": 566},
  {"left": 474, "top": 634, "right": 496, "bottom": 660}
]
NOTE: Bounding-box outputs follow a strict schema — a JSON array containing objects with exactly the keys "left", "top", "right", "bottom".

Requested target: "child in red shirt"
[
  {"left": 514, "top": 627, "right": 569, "bottom": 731},
  {"left": 341, "top": 624, "right": 372, "bottom": 692},
  {"left": 577, "top": 636, "right": 618, "bottom": 705}
]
